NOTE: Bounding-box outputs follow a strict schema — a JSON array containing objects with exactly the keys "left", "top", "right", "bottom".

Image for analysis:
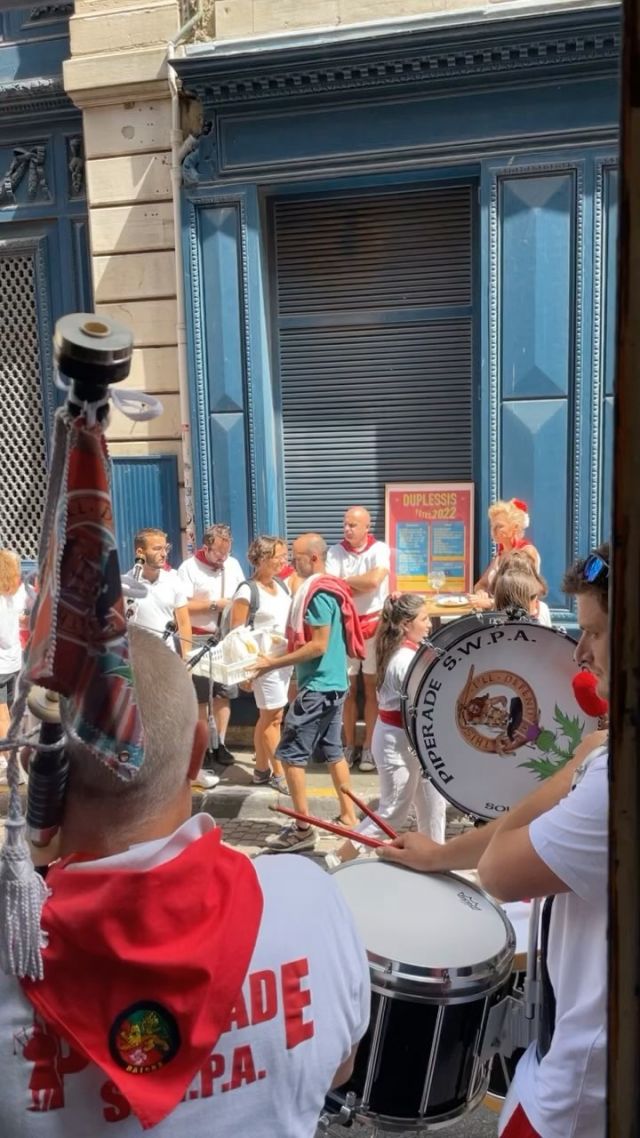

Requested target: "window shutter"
[{"left": 272, "top": 185, "right": 475, "bottom": 542}]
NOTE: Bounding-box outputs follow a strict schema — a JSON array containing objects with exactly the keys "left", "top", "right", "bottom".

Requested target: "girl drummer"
[
  {"left": 469, "top": 498, "right": 541, "bottom": 611},
  {"left": 326, "top": 593, "right": 446, "bottom": 868}
]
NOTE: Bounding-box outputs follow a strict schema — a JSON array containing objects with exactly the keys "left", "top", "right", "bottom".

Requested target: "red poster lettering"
[
  {"left": 101, "top": 1081, "right": 132, "bottom": 1123},
  {"left": 200, "top": 1052, "right": 225, "bottom": 1098},
  {"left": 281, "top": 958, "right": 314, "bottom": 1049},
  {"left": 249, "top": 970, "right": 277, "bottom": 1025},
  {"left": 229, "top": 1045, "right": 257, "bottom": 1090}
]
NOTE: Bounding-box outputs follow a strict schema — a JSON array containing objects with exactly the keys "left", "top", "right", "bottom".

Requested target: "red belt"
[{"left": 379, "top": 709, "right": 403, "bottom": 727}]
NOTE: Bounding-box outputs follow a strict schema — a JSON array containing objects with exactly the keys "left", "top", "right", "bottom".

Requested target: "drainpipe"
[{"left": 167, "top": 10, "right": 202, "bottom": 557}]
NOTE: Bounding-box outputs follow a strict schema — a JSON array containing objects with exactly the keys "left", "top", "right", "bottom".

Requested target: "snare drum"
[
  {"left": 326, "top": 860, "right": 515, "bottom": 1130},
  {"left": 403, "top": 614, "right": 599, "bottom": 821}
]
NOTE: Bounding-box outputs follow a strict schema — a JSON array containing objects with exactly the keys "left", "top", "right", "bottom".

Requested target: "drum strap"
[{"left": 536, "top": 895, "right": 556, "bottom": 1060}]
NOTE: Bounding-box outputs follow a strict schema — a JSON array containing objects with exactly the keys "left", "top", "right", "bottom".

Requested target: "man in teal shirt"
[{"left": 255, "top": 533, "right": 358, "bottom": 853}]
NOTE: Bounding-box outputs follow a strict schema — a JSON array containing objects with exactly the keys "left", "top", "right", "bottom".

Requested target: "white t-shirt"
[
  {"left": 178, "top": 556, "right": 245, "bottom": 633},
  {"left": 0, "top": 815, "right": 370, "bottom": 1138},
  {"left": 0, "top": 582, "right": 26, "bottom": 674},
  {"left": 128, "top": 570, "right": 187, "bottom": 650},
  {"left": 537, "top": 601, "right": 552, "bottom": 627},
  {"left": 377, "top": 644, "right": 415, "bottom": 712},
  {"left": 234, "top": 580, "right": 291, "bottom": 635},
  {"left": 326, "top": 540, "right": 390, "bottom": 617},
  {"left": 501, "top": 743, "right": 608, "bottom": 1138}
]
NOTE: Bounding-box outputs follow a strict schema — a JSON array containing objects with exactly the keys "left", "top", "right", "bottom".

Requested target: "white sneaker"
[
  {"left": 359, "top": 748, "right": 376, "bottom": 772},
  {"left": 192, "top": 769, "right": 220, "bottom": 791},
  {"left": 344, "top": 745, "right": 355, "bottom": 767}
]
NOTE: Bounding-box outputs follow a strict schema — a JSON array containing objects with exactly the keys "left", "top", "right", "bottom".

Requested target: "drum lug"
[
  {"left": 317, "top": 1092, "right": 357, "bottom": 1131},
  {"left": 480, "top": 994, "right": 539, "bottom": 1064}
]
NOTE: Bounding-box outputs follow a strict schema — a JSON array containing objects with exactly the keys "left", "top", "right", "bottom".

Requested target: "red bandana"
[
  {"left": 195, "top": 548, "right": 224, "bottom": 572},
  {"left": 21, "top": 828, "right": 263, "bottom": 1130},
  {"left": 497, "top": 537, "right": 530, "bottom": 555},
  {"left": 340, "top": 534, "right": 377, "bottom": 555}
]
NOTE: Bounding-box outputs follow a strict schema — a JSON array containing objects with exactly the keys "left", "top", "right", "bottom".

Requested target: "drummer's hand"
[{"left": 377, "top": 832, "right": 443, "bottom": 873}]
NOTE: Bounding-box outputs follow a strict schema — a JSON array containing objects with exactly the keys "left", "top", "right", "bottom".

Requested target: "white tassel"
[{"left": 0, "top": 732, "right": 48, "bottom": 980}]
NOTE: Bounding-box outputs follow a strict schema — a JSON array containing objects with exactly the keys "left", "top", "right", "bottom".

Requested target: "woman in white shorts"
[{"left": 230, "top": 536, "right": 292, "bottom": 793}]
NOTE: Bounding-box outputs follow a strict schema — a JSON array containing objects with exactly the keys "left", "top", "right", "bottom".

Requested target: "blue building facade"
[
  {"left": 175, "top": 4, "right": 620, "bottom": 618},
  {"left": 0, "top": 3, "right": 90, "bottom": 567}
]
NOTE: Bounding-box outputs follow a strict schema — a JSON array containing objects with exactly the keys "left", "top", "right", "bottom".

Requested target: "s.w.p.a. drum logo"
[
  {"left": 454, "top": 664, "right": 587, "bottom": 778},
  {"left": 456, "top": 665, "right": 540, "bottom": 755}
]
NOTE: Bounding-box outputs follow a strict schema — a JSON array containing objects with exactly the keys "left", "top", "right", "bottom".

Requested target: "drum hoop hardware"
[
  {"left": 360, "top": 994, "right": 388, "bottom": 1109},
  {"left": 368, "top": 967, "right": 512, "bottom": 1004},
  {"left": 479, "top": 991, "right": 539, "bottom": 1065},
  {"left": 419, "top": 1003, "right": 445, "bottom": 1115},
  {"left": 347, "top": 1076, "right": 492, "bottom": 1132},
  {"left": 316, "top": 1091, "right": 357, "bottom": 1133},
  {"left": 466, "top": 991, "right": 493, "bottom": 1104}
]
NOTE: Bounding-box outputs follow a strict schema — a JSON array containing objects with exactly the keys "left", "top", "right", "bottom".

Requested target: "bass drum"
[
  {"left": 402, "top": 614, "right": 599, "bottom": 821},
  {"left": 326, "top": 859, "right": 515, "bottom": 1131}
]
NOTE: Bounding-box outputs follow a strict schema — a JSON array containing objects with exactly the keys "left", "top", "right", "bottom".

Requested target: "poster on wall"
[{"left": 385, "top": 482, "right": 475, "bottom": 595}]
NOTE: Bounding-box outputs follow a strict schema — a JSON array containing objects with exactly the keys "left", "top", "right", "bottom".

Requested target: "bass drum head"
[{"left": 406, "top": 615, "right": 599, "bottom": 820}]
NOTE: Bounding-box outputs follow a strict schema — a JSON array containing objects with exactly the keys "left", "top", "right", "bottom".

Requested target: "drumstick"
[
  {"left": 272, "top": 804, "right": 384, "bottom": 848},
  {"left": 339, "top": 785, "right": 398, "bottom": 840}
]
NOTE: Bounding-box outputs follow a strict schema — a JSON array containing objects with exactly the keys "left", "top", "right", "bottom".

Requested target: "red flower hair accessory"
[{"left": 511, "top": 498, "right": 530, "bottom": 528}]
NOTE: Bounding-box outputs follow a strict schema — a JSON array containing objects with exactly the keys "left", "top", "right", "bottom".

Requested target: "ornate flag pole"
[{"left": 0, "top": 313, "right": 152, "bottom": 980}]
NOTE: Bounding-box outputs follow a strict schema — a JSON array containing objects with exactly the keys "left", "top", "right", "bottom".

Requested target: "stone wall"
[
  {"left": 213, "top": 0, "right": 511, "bottom": 39},
  {"left": 63, "top": 0, "right": 188, "bottom": 535}
]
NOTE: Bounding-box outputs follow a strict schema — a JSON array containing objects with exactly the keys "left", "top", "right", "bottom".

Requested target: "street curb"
[
  {"left": 191, "top": 784, "right": 375, "bottom": 822},
  {"left": 0, "top": 785, "right": 375, "bottom": 824}
]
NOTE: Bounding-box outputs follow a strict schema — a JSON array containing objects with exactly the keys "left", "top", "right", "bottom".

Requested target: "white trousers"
[{"left": 356, "top": 719, "right": 447, "bottom": 845}]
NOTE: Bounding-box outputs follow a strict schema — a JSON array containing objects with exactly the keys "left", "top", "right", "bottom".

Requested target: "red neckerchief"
[
  {"left": 340, "top": 534, "right": 377, "bottom": 554},
  {"left": 497, "top": 537, "right": 529, "bottom": 554},
  {"left": 21, "top": 828, "right": 263, "bottom": 1130},
  {"left": 401, "top": 638, "right": 419, "bottom": 651},
  {"left": 195, "top": 547, "right": 224, "bottom": 572}
]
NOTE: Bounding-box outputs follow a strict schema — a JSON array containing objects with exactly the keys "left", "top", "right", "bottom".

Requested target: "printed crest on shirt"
[{"left": 109, "top": 1003, "right": 180, "bottom": 1074}]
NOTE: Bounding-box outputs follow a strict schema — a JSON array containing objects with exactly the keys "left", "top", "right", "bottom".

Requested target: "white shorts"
[
  {"left": 347, "top": 635, "right": 377, "bottom": 677},
  {"left": 252, "top": 666, "right": 293, "bottom": 711}
]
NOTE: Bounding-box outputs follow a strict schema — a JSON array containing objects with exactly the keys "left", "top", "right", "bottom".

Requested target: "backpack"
[{"left": 218, "top": 576, "right": 288, "bottom": 639}]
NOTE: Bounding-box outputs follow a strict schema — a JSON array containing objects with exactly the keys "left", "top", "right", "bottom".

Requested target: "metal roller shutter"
[{"left": 271, "top": 184, "right": 475, "bottom": 543}]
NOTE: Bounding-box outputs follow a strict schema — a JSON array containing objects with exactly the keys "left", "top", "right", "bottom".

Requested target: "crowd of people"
[{"left": 0, "top": 498, "right": 610, "bottom": 1138}]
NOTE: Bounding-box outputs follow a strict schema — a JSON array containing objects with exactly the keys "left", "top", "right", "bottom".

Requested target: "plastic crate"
[{"left": 187, "top": 629, "right": 287, "bottom": 686}]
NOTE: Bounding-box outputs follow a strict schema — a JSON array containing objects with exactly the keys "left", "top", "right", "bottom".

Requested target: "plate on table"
[{"left": 435, "top": 595, "right": 469, "bottom": 608}]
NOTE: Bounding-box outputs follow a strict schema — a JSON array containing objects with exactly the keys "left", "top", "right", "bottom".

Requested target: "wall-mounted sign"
[{"left": 385, "top": 482, "right": 475, "bottom": 595}]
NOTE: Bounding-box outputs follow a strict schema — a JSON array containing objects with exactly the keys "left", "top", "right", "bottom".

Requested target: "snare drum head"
[
  {"left": 332, "top": 860, "right": 513, "bottom": 980},
  {"left": 407, "top": 616, "right": 599, "bottom": 820}
]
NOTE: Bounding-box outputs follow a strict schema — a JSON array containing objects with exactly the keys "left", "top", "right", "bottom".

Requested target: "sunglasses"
[{"left": 582, "top": 553, "right": 609, "bottom": 585}]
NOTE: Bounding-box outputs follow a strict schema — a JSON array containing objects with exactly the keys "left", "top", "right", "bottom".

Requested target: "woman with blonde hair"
[
  {"left": 326, "top": 592, "right": 447, "bottom": 868},
  {"left": 0, "top": 550, "right": 27, "bottom": 779},
  {"left": 229, "top": 535, "right": 292, "bottom": 792},
  {"left": 469, "top": 498, "right": 541, "bottom": 610}
]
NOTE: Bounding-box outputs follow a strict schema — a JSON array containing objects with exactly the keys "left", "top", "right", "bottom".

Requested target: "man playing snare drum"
[{"left": 380, "top": 544, "right": 610, "bottom": 1138}]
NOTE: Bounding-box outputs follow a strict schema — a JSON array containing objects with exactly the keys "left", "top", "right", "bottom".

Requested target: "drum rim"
[
  {"left": 332, "top": 862, "right": 516, "bottom": 997},
  {"left": 403, "top": 617, "right": 579, "bottom": 820},
  {"left": 329, "top": 1061, "right": 492, "bottom": 1130}
]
